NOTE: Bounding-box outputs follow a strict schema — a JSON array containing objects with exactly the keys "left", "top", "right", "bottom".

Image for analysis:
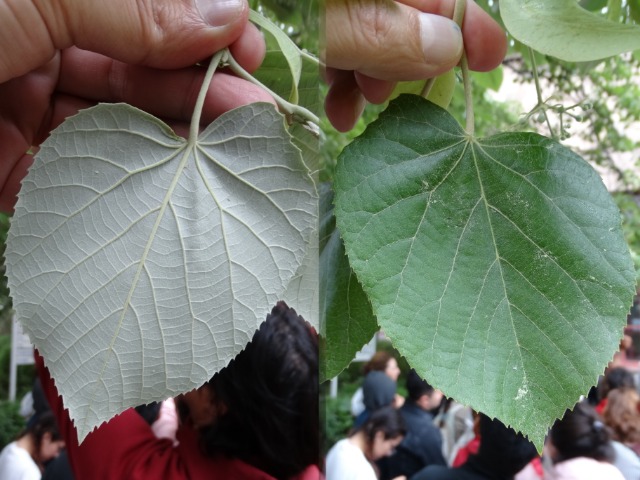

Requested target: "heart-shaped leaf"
[
  {"left": 6, "top": 102, "right": 317, "bottom": 441},
  {"left": 501, "top": 0, "right": 640, "bottom": 61},
  {"left": 333, "top": 95, "right": 636, "bottom": 448}
]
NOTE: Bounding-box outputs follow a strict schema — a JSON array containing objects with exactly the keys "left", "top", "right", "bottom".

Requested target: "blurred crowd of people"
[{"left": 326, "top": 340, "right": 640, "bottom": 480}]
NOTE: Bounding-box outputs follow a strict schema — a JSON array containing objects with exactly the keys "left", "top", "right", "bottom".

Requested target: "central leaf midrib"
[
  {"left": 469, "top": 141, "right": 527, "bottom": 393},
  {"left": 82, "top": 142, "right": 192, "bottom": 431}
]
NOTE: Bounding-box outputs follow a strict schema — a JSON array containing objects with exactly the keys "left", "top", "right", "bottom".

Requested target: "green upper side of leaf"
[{"left": 333, "top": 95, "right": 637, "bottom": 448}]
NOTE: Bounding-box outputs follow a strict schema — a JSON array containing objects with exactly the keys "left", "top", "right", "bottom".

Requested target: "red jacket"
[{"left": 37, "top": 353, "right": 321, "bottom": 480}]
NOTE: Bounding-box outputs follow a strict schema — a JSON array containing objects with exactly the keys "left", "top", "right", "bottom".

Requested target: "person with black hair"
[
  {"left": 545, "top": 402, "right": 625, "bottom": 480},
  {"left": 37, "top": 301, "right": 321, "bottom": 480},
  {"left": 378, "top": 369, "right": 446, "bottom": 480},
  {"left": 179, "top": 301, "right": 320, "bottom": 479},
  {"left": 412, "top": 413, "right": 537, "bottom": 480},
  {"left": 326, "top": 406, "right": 407, "bottom": 480},
  {"left": 0, "top": 410, "right": 65, "bottom": 480}
]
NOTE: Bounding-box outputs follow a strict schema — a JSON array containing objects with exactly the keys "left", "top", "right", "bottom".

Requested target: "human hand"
[
  {"left": 0, "top": 0, "right": 272, "bottom": 212},
  {"left": 323, "top": 0, "right": 508, "bottom": 131}
]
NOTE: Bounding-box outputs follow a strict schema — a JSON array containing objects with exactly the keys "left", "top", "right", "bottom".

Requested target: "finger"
[
  {"left": 324, "top": 70, "right": 366, "bottom": 132},
  {"left": 3, "top": 90, "right": 197, "bottom": 213},
  {"left": 354, "top": 72, "right": 396, "bottom": 104},
  {"left": 395, "top": 0, "right": 507, "bottom": 71},
  {"left": 0, "top": 56, "right": 61, "bottom": 212},
  {"left": 0, "top": 112, "right": 33, "bottom": 212},
  {"left": 57, "top": 48, "right": 275, "bottom": 126},
  {"left": 0, "top": 152, "right": 32, "bottom": 212},
  {"left": 1, "top": 0, "right": 253, "bottom": 82},
  {"left": 325, "top": 0, "right": 463, "bottom": 81},
  {"left": 229, "top": 22, "right": 266, "bottom": 73},
  {"left": 324, "top": 0, "right": 507, "bottom": 81}
]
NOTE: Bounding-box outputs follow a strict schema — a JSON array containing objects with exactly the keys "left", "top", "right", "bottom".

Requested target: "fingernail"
[
  {"left": 419, "top": 13, "right": 463, "bottom": 67},
  {"left": 196, "top": 0, "right": 244, "bottom": 27}
]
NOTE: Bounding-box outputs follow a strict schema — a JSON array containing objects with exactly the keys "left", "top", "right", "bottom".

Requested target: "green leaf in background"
[
  {"left": 333, "top": 96, "right": 636, "bottom": 448},
  {"left": 501, "top": 0, "right": 640, "bottom": 62},
  {"left": 299, "top": 51, "right": 322, "bottom": 115},
  {"left": 250, "top": 10, "right": 302, "bottom": 103},
  {"left": 389, "top": 70, "right": 457, "bottom": 109},
  {"left": 249, "top": 9, "right": 319, "bottom": 112},
  {"left": 6, "top": 102, "right": 317, "bottom": 441},
  {"left": 320, "top": 184, "right": 377, "bottom": 381},
  {"left": 254, "top": 36, "right": 295, "bottom": 103},
  {"left": 631, "top": 0, "right": 640, "bottom": 24},
  {"left": 472, "top": 66, "right": 504, "bottom": 92},
  {"left": 579, "top": 0, "right": 608, "bottom": 10},
  {"left": 259, "top": 0, "right": 297, "bottom": 21}
]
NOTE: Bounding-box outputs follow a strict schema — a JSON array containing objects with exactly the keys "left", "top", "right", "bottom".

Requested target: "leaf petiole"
[
  {"left": 189, "top": 49, "right": 228, "bottom": 145},
  {"left": 224, "top": 50, "right": 320, "bottom": 129},
  {"left": 528, "top": 48, "right": 555, "bottom": 138},
  {"left": 453, "top": 0, "right": 474, "bottom": 136}
]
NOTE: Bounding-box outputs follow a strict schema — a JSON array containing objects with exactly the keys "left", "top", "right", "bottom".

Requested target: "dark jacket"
[
  {"left": 378, "top": 400, "right": 446, "bottom": 480},
  {"left": 411, "top": 457, "right": 494, "bottom": 480},
  {"left": 413, "top": 414, "right": 537, "bottom": 480}
]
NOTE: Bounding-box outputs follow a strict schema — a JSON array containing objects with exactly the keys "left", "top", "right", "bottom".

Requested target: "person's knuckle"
[{"left": 350, "top": 0, "right": 394, "bottom": 51}]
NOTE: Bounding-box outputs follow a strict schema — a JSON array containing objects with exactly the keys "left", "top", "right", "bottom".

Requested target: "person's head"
[
  {"left": 363, "top": 351, "right": 401, "bottom": 381},
  {"left": 598, "top": 367, "right": 635, "bottom": 401},
  {"left": 20, "top": 411, "right": 65, "bottom": 466},
  {"left": 405, "top": 369, "right": 443, "bottom": 411},
  {"left": 362, "top": 370, "right": 397, "bottom": 411},
  {"left": 548, "top": 402, "right": 613, "bottom": 464},
  {"left": 471, "top": 414, "right": 537, "bottom": 476},
  {"left": 176, "top": 301, "right": 318, "bottom": 479},
  {"left": 603, "top": 387, "right": 640, "bottom": 445},
  {"left": 354, "top": 405, "right": 406, "bottom": 461}
]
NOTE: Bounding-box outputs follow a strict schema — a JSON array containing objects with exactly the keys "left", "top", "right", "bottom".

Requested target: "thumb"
[
  {"left": 324, "top": 0, "right": 463, "bottom": 81},
  {"left": 1, "top": 0, "right": 248, "bottom": 81}
]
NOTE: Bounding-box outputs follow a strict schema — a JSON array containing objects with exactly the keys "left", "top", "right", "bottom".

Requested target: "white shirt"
[
  {"left": 0, "top": 441, "right": 41, "bottom": 480},
  {"left": 350, "top": 387, "right": 365, "bottom": 417},
  {"left": 326, "top": 438, "right": 376, "bottom": 480},
  {"left": 545, "top": 456, "right": 625, "bottom": 480}
]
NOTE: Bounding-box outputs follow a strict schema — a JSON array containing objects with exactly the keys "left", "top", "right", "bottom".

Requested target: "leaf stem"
[
  {"left": 224, "top": 51, "right": 320, "bottom": 127},
  {"left": 189, "top": 49, "right": 227, "bottom": 144},
  {"left": 529, "top": 48, "right": 555, "bottom": 137},
  {"left": 453, "top": 0, "right": 474, "bottom": 135},
  {"left": 420, "top": 77, "right": 437, "bottom": 98},
  {"left": 607, "top": 0, "right": 622, "bottom": 21}
]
